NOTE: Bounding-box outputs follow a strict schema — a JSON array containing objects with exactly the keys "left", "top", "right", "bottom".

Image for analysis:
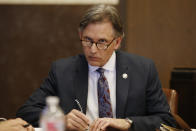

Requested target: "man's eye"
[
  {"left": 98, "top": 39, "right": 107, "bottom": 44},
  {"left": 83, "top": 37, "right": 92, "bottom": 42}
]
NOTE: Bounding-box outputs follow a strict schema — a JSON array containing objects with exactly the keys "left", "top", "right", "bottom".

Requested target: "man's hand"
[
  {"left": 90, "top": 118, "right": 131, "bottom": 131},
  {"left": 65, "top": 109, "right": 90, "bottom": 131},
  {"left": 0, "top": 118, "right": 34, "bottom": 131}
]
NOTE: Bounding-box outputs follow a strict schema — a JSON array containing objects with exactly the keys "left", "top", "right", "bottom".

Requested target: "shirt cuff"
[
  {"left": 0, "top": 118, "right": 7, "bottom": 122},
  {"left": 125, "top": 118, "right": 133, "bottom": 125}
]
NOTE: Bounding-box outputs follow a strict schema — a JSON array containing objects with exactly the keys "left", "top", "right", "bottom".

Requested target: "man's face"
[{"left": 79, "top": 21, "right": 122, "bottom": 67}]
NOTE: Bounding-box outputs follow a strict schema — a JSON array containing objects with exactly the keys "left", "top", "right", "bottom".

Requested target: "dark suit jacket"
[{"left": 16, "top": 51, "right": 176, "bottom": 131}]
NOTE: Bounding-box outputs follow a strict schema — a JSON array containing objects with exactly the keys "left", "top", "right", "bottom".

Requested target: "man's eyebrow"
[
  {"left": 83, "top": 36, "right": 92, "bottom": 40},
  {"left": 98, "top": 38, "right": 108, "bottom": 41},
  {"left": 82, "top": 36, "right": 109, "bottom": 41}
]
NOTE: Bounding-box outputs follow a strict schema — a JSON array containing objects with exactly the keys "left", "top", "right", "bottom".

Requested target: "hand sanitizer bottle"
[{"left": 40, "top": 96, "right": 65, "bottom": 131}]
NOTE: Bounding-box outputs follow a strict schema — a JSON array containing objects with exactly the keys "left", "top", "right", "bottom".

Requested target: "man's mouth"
[{"left": 88, "top": 56, "right": 99, "bottom": 61}]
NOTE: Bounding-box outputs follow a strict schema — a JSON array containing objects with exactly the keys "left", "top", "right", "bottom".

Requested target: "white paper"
[{"left": 35, "top": 128, "right": 42, "bottom": 131}]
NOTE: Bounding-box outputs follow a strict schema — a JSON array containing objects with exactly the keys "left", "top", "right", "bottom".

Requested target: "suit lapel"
[
  {"left": 116, "top": 51, "right": 130, "bottom": 118},
  {"left": 74, "top": 55, "right": 89, "bottom": 114}
]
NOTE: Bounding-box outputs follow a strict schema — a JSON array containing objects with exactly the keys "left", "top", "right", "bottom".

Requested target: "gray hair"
[{"left": 79, "top": 4, "right": 124, "bottom": 37}]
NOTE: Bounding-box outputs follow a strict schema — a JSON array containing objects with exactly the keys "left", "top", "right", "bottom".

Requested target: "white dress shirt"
[{"left": 86, "top": 52, "right": 116, "bottom": 123}]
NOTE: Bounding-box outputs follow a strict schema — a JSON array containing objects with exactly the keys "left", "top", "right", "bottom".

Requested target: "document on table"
[
  {"left": 34, "top": 127, "right": 196, "bottom": 131},
  {"left": 35, "top": 128, "right": 42, "bottom": 131}
]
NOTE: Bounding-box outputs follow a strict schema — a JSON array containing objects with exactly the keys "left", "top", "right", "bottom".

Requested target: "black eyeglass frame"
[{"left": 80, "top": 37, "right": 116, "bottom": 50}]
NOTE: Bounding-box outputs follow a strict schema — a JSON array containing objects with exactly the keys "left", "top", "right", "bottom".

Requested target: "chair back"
[
  {"left": 162, "top": 88, "right": 191, "bottom": 131},
  {"left": 162, "top": 88, "right": 178, "bottom": 114}
]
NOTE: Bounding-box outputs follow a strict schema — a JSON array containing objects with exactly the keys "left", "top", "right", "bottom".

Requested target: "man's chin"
[{"left": 88, "top": 61, "right": 101, "bottom": 67}]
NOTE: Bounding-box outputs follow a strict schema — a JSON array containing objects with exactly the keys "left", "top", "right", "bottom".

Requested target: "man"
[
  {"left": 16, "top": 5, "right": 176, "bottom": 131},
  {"left": 0, "top": 118, "right": 34, "bottom": 131}
]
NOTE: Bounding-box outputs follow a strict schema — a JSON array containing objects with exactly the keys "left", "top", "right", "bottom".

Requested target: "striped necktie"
[{"left": 96, "top": 68, "right": 113, "bottom": 118}]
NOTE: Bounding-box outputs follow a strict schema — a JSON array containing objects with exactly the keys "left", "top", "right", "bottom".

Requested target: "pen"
[
  {"left": 75, "top": 99, "right": 83, "bottom": 113},
  {"left": 75, "top": 99, "right": 89, "bottom": 131},
  {"left": 23, "top": 123, "right": 30, "bottom": 128}
]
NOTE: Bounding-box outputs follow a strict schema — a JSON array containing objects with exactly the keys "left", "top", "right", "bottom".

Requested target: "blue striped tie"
[{"left": 97, "top": 68, "right": 113, "bottom": 118}]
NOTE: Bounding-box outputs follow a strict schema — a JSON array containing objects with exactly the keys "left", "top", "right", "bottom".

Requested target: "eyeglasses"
[{"left": 80, "top": 37, "right": 116, "bottom": 50}]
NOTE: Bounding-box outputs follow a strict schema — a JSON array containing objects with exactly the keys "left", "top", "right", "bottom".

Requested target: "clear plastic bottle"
[{"left": 40, "top": 96, "right": 65, "bottom": 131}]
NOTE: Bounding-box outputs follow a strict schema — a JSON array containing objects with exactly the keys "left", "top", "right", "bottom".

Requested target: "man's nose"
[{"left": 90, "top": 43, "right": 98, "bottom": 53}]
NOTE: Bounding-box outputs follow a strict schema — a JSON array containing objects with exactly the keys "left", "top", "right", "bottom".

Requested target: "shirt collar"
[{"left": 89, "top": 51, "right": 116, "bottom": 72}]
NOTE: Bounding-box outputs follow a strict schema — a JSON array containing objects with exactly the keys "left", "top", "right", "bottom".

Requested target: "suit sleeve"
[
  {"left": 128, "top": 61, "right": 176, "bottom": 131},
  {"left": 16, "top": 62, "right": 57, "bottom": 127}
]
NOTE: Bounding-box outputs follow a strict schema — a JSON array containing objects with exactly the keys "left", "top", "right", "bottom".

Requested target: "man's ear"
[
  {"left": 78, "top": 29, "right": 82, "bottom": 39},
  {"left": 114, "top": 36, "right": 123, "bottom": 50}
]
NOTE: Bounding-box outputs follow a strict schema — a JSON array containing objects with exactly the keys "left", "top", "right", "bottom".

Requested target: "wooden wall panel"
[
  {"left": 0, "top": 5, "right": 88, "bottom": 118},
  {"left": 126, "top": 0, "right": 196, "bottom": 89}
]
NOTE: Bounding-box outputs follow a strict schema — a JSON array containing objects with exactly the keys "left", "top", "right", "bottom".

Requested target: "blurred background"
[{"left": 0, "top": 0, "right": 195, "bottom": 128}]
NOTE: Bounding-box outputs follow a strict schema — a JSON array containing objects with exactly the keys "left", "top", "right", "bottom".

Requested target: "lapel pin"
[{"left": 122, "top": 73, "right": 128, "bottom": 79}]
